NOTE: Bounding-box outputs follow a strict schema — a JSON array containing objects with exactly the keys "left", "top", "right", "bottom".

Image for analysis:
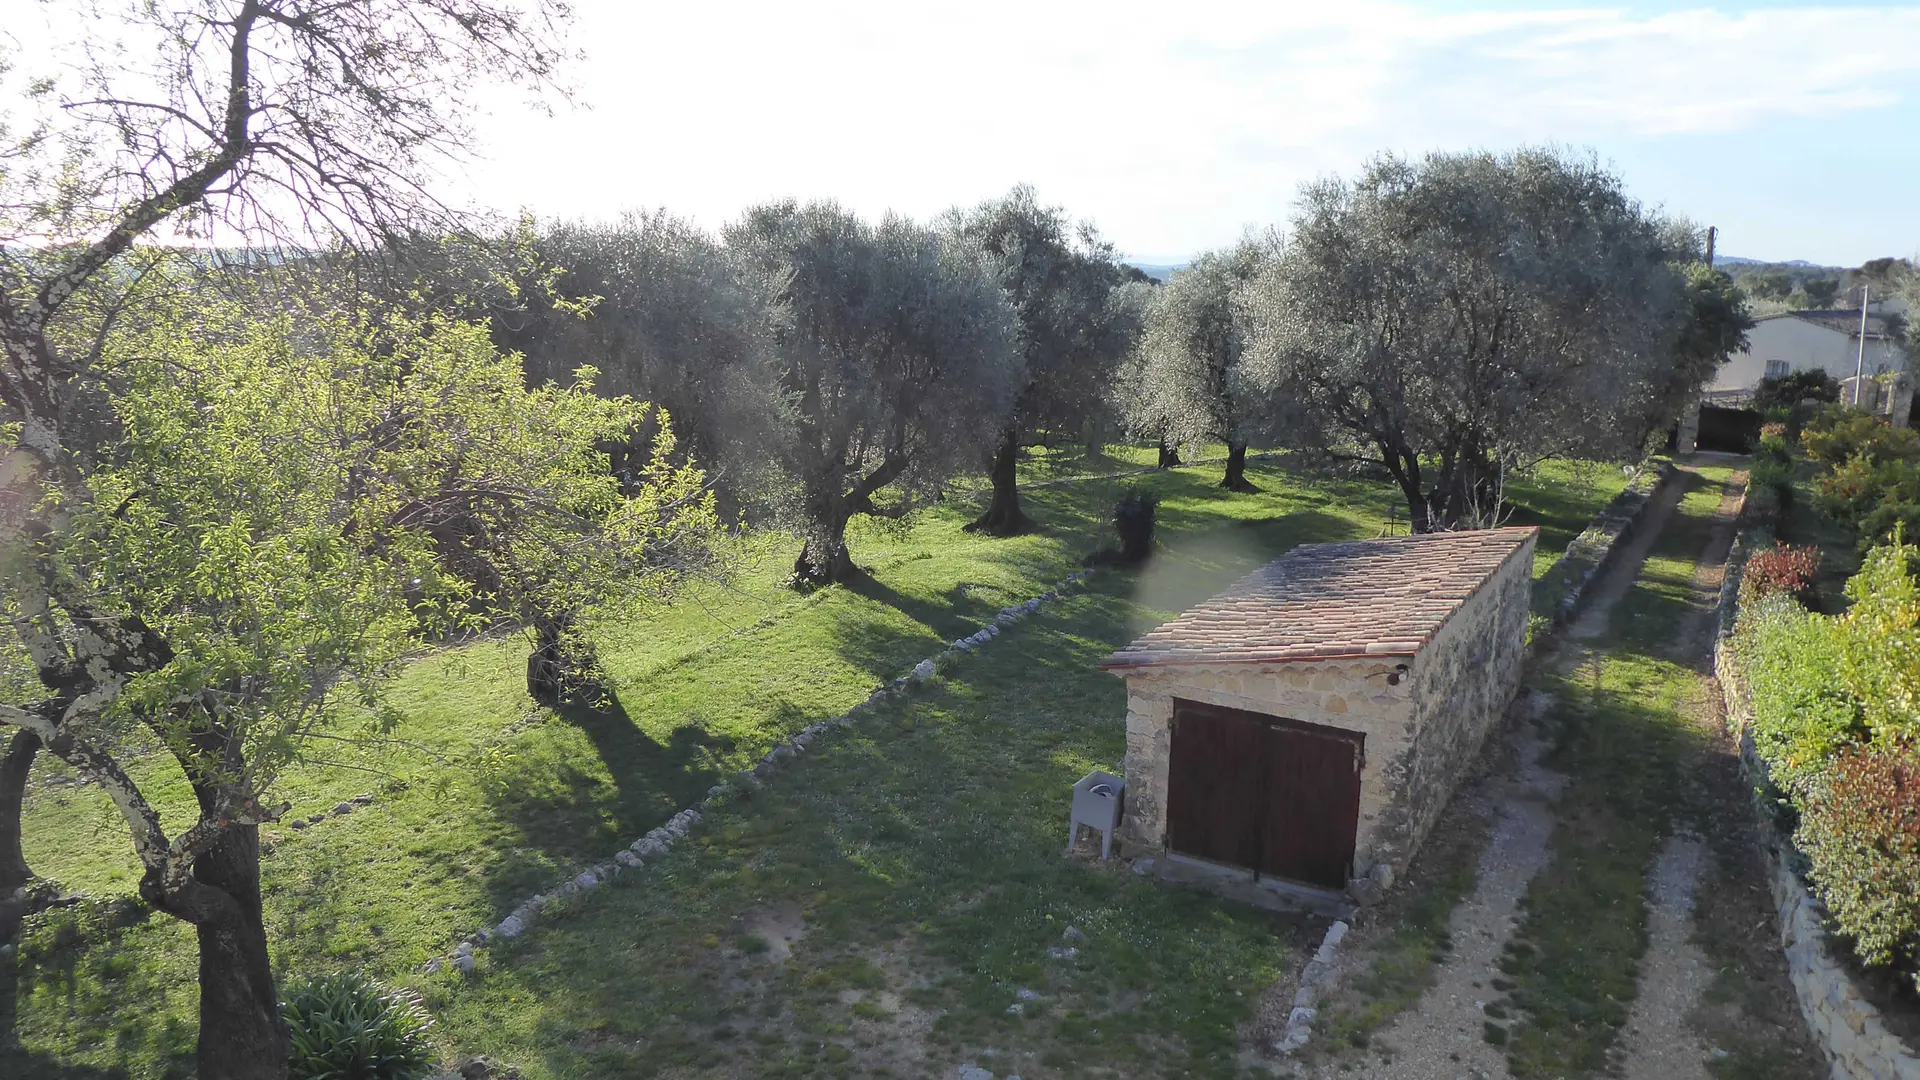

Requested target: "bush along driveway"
[{"left": 1307, "top": 462, "right": 1824, "bottom": 1080}]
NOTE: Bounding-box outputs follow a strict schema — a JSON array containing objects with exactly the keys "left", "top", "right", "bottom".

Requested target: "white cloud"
[{"left": 13, "top": 1, "right": 1917, "bottom": 257}]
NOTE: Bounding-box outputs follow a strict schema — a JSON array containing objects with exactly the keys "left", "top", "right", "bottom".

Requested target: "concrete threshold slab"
[{"left": 1145, "top": 853, "right": 1357, "bottom": 920}]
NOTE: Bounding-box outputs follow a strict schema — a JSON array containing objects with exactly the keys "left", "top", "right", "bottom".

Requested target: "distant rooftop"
[
  {"left": 1760, "top": 309, "right": 1899, "bottom": 339},
  {"left": 1102, "top": 528, "right": 1537, "bottom": 670}
]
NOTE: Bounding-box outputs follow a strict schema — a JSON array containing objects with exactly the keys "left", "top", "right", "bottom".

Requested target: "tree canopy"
[
  {"left": 943, "top": 186, "right": 1143, "bottom": 535},
  {"left": 494, "top": 212, "right": 791, "bottom": 520},
  {"left": 0, "top": 3, "right": 589, "bottom": 1075},
  {"left": 1118, "top": 240, "right": 1273, "bottom": 492},
  {"left": 726, "top": 201, "right": 1022, "bottom": 585},
  {"left": 1239, "top": 148, "right": 1706, "bottom": 531}
]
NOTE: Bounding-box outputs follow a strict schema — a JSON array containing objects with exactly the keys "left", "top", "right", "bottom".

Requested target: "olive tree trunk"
[
  {"left": 964, "top": 430, "right": 1032, "bottom": 537},
  {"left": 174, "top": 825, "right": 287, "bottom": 1080},
  {"left": 792, "top": 509, "right": 861, "bottom": 587},
  {"left": 0, "top": 729, "right": 42, "bottom": 941},
  {"left": 1219, "top": 442, "right": 1259, "bottom": 492}
]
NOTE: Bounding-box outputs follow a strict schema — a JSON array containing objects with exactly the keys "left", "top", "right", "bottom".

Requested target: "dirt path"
[
  {"left": 1301, "top": 464, "right": 1821, "bottom": 1080},
  {"left": 1342, "top": 707, "right": 1565, "bottom": 1080},
  {"left": 1565, "top": 469, "right": 1692, "bottom": 643},
  {"left": 1307, "top": 470, "right": 1695, "bottom": 1080},
  {"left": 1612, "top": 472, "right": 1747, "bottom": 1080},
  {"left": 1617, "top": 833, "right": 1714, "bottom": 1080}
]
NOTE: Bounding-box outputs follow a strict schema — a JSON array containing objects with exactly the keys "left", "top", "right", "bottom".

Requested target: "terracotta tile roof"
[{"left": 1101, "top": 527, "right": 1537, "bottom": 670}]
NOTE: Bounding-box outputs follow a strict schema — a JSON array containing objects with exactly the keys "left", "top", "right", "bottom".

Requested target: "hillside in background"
[{"left": 1125, "top": 262, "right": 1184, "bottom": 282}]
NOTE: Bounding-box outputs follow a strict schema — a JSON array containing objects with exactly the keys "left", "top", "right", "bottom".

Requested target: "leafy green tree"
[
  {"left": 726, "top": 202, "right": 1022, "bottom": 586},
  {"left": 7, "top": 297, "right": 716, "bottom": 1073},
  {"left": 490, "top": 212, "right": 793, "bottom": 521},
  {"left": 1118, "top": 240, "right": 1273, "bottom": 492},
  {"left": 0, "top": 3, "right": 575, "bottom": 1074},
  {"left": 1240, "top": 149, "right": 1696, "bottom": 531},
  {"left": 943, "top": 186, "right": 1144, "bottom": 535},
  {"left": 1744, "top": 269, "right": 1794, "bottom": 299},
  {"left": 1804, "top": 278, "right": 1842, "bottom": 307},
  {"left": 1753, "top": 368, "right": 1841, "bottom": 414}
]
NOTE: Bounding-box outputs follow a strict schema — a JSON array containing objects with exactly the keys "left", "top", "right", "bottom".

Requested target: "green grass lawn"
[{"left": 5, "top": 448, "right": 1630, "bottom": 1078}]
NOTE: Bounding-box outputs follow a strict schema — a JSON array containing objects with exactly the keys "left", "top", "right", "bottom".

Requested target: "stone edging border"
[
  {"left": 1715, "top": 523, "right": 1920, "bottom": 1080},
  {"left": 424, "top": 567, "right": 1103, "bottom": 974},
  {"left": 1538, "top": 460, "right": 1677, "bottom": 627},
  {"left": 1273, "top": 918, "right": 1350, "bottom": 1055}
]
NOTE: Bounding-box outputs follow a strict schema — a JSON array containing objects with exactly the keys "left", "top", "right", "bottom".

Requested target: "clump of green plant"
[
  {"left": 282, "top": 971, "right": 437, "bottom": 1080},
  {"left": 1735, "top": 591, "right": 1864, "bottom": 796},
  {"left": 1086, "top": 486, "right": 1159, "bottom": 566},
  {"left": 1813, "top": 455, "right": 1920, "bottom": 549},
  {"left": 1732, "top": 533, "right": 1920, "bottom": 990},
  {"left": 1802, "top": 407, "right": 1920, "bottom": 468},
  {"left": 1754, "top": 370, "right": 1841, "bottom": 416}
]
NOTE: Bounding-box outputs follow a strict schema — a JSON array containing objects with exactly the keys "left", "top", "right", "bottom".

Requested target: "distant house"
[{"left": 1706, "top": 309, "right": 1908, "bottom": 404}]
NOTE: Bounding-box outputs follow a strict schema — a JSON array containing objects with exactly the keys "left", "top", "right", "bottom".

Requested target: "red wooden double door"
[{"left": 1165, "top": 698, "right": 1364, "bottom": 889}]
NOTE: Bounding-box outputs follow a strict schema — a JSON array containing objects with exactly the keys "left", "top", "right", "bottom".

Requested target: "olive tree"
[
  {"left": 1119, "top": 241, "right": 1273, "bottom": 492},
  {"left": 726, "top": 202, "right": 1022, "bottom": 586},
  {"left": 492, "top": 212, "right": 792, "bottom": 519},
  {"left": 1240, "top": 149, "right": 1694, "bottom": 531},
  {"left": 0, "top": 3, "right": 576, "bottom": 1074},
  {"left": 943, "top": 186, "right": 1141, "bottom": 535}
]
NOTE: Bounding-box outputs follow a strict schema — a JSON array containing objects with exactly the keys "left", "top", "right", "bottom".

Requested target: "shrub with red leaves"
[
  {"left": 1798, "top": 742, "right": 1920, "bottom": 989},
  {"left": 1740, "top": 542, "right": 1820, "bottom": 604},
  {"left": 1761, "top": 422, "right": 1789, "bottom": 440}
]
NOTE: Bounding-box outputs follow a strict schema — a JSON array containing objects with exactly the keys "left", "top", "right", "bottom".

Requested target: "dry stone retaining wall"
[{"left": 1537, "top": 461, "right": 1676, "bottom": 626}]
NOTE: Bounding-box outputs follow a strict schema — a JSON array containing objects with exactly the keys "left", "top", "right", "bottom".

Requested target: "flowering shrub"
[
  {"left": 1760, "top": 422, "right": 1789, "bottom": 440},
  {"left": 1797, "top": 742, "right": 1920, "bottom": 989},
  {"left": 1732, "top": 533, "right": 1920, "bottom": 987},
  {"left": 1739, "top": 542, "right": 1819, "bottom": 604}
]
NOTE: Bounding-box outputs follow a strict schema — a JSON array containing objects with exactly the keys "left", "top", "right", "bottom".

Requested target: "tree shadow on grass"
[
  {"left": 472, "top": 690, "right": 747, "bottom": 903},
  {"left": 841, "top": 571, "right": 993, "bottom": 645},
  {"left": 471, "top": 584, "right": 1311, "bottom": 1079},
  {"left": 1, "top": 899, "right": 188, "bottom": 1078}
]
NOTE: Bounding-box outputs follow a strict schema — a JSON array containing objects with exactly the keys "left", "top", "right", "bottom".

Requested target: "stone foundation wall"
[
  {"left": 1117, "top": 659, "right": 1416, "bottom": 868},
  {"left": 1116, "top": 533, "right": 1533, "bottom": 888},
  {"left": 1388, "top": 535, "right": 1534, "bottom": 876}
]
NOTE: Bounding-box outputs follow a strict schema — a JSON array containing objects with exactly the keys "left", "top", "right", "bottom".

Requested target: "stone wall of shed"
[
  {"left": 1370, "top": 535, "right": 1535, "bottom": 879},
  {"left": 1116, "top": 659, "right": 1417, "bottom": 871}
]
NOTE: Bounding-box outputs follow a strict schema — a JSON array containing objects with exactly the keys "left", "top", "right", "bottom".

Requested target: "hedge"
[{"left": 1732, "top": 536, "right": 1920, "bottom": 989}]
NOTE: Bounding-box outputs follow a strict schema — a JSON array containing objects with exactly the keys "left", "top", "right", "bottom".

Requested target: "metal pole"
[{"left": 1856, "top": 284, "right": 1870, "bottom": 407}]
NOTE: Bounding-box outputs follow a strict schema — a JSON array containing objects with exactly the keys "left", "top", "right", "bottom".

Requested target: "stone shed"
[{"left": 1101, "top": 527, "right": 1536, "bottom": 898}]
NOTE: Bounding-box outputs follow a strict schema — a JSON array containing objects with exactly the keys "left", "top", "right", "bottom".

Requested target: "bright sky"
[
  {"left": 7, "top": 1, "right": 1917, "bottom": 265},
  {"left": 443, "top": 0, "right": 1920, "bottom": 267}
]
